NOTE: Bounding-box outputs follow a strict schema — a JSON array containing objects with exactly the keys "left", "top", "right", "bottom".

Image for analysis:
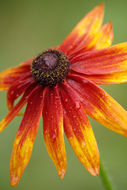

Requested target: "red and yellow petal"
[
  {"left": 71, "top": 42, "right": 127, "bottom": 74},
  {"left": 90, "top": 21, "right": 113, "bottom": 50},
  {"left": 0, "top": 59, "right": 32, "bottom": 91},
  {"left": 67, "top": 21, "right": 113, "bottom": 60},
  {"left": 59, "top": 4, "right": 104, "bottom": 56},
  {"left": 67, "top": 74, "right": 127, "bottom": 137},
  {"left": 68, "top": 22, "right": 113, "bottom": 59},
  {"left": 59, "top": 81, "right": 99, "bottom": 176},
  {"left": 71, "top": 42, "right": 127, "bottom": 84},
  {"left": 82, "top": 71, "right": 127, "bottom": 85},
  {"left": 42, "top": 86, "right": 66, "bottom": 178},
  {"left": 10, "top": 85, "right": 43, "bottom": 186},
  {"left": 0, "top": 83, "right": 37, "bottom": 132}
]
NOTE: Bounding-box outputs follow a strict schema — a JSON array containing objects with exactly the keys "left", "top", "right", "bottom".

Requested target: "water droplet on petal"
[
  {"left": 16, "top": 93, "right": 19, "bottom": 97},
  {"left": 73, "top": 115, "right": 76, "bottom": 119},
  {"left": 75, "top": 101, "right": 81, "bottom": 110},
  {"left": 65, "top": 98, "right": 68, "bottom": 103},
  {"left": 52, "top": 134, "right": 56, "bottom": 140},
  {"left": 82, "top": 141, "right": 86, "bottom": 146},
  {"left": 10, "top": 90, "right": 14, "bottom": 95}
]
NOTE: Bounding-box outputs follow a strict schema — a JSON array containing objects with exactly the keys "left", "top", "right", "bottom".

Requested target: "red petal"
[
  {"left": 7, "top": 76, "right": 35, "bottom": 111},
  {"left": 71, "top": 42, "right": 127, "bottom": 84},
  {"left": 59, "top": 4, "right": 104, "bottom": 57},
  {"left": 10, "top": 86, "right": 43, "bottom": 186},
  {"left": 0, "top": 83, "right": 37, "bottom": 132},
  {"left": 67, "top": 74, "right": 127, "bottom": 137},
  {"left": 0, "top": 59, "right": 32, "bottom": 91},
  {"left": 59, "top": 81, "right": 99, "bottom": 176},
  {"left": 42, "top": 86, "right": 66, "bottom": 179}
]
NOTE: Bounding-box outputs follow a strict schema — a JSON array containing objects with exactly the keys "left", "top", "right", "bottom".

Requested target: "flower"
[{"left": 0, "top": 3, "right": 127, "bottom": 186}]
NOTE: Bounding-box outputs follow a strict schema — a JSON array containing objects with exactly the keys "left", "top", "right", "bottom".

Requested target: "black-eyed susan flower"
[{"left": 0, "top": 3, "right": 127, "bottom": 186}]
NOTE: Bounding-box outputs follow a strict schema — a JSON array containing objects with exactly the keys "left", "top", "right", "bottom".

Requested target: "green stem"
[{"left": 100, "top": 160, "right": 114, "bottom": 190}]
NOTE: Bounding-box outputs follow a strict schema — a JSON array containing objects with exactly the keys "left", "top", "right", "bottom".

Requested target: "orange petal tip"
[
  {"left": 107, "top": 21, "right": 113, "bottom": 30},
  {"left": 109, "top": 20, "right": 112, "bottom": 24},
  {"left": 99, "top": 3, "right": 104, "bottom": 9},
  {"left": 10, "top": 176, "right": 19, "bottom": 186},
  {"left": 89, "top": 166, "right": 100, "bottom": 176},
  {"left": 96, "top": 3, "right": 104, "bottom": 13},
  {"left": 58, "top": 169, "right": 66, "bottom": 179}
]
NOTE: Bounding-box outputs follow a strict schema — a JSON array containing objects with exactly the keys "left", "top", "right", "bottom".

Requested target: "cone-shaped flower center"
[{"left": 31, "top": 49, "right": 70, "bottom": 86}]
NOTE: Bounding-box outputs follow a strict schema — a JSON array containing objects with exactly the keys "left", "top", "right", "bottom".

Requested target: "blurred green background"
[{"left": 0, "top": 0, "right": 127, "bottom": 189}]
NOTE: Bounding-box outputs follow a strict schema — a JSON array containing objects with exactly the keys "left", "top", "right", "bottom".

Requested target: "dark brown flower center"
[{"left": 31, "top": 49, "right": 70, "bottom": 86}]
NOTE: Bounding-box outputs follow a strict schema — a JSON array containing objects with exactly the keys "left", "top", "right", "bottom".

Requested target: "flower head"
[{"left": 1, "top": 3, "right": 127, "bottom": 186}]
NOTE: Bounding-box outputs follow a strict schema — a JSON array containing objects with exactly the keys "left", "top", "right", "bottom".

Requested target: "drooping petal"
[
  {"left": 42, "top": 86, "right": 66, "bottom": 179},
  {"left": 59, "top": 4, "right": 104, "bottom": 56},
  {"left": 10, "top": 86, "right": 43, "bottom": 186},
  {"left": 0, "top": 59, "right": 32, "bottom": 91},
  {"left": 71, "top": 42, "right": 127, "bottom": 84},
  {"left": 67, "top": 74, "right": 127, "bottom": 137},
  {"left": 0, "top": 83, "right": 37, "bottom": 132},
  {"left": 58, "top": 81, "right": 99, "bottom": 176},
  {"left": 7, "top": 76, "right": 35, "bottom": 111}
]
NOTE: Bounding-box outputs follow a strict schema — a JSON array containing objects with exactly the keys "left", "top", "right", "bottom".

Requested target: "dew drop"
[
  {"left": 65, "top": 98, "right": 68, "bottom": 103},
  {"left": 16, "top": 93, "right": 19, "bottom": 97},
  {"left": 10, "top": 90, "right": 14, "bottom": 95},
  {"left": 52, "top": 134, "right": 56, "bottom": 140},
  {"left": 108, "top": 102, "right": 112, "bottom": 107},
  {"left": 75, "top": 101, "right": 81, "bottom": 110},
  {"left": 82, "top": 141, "right": 86, "bottom": 146},
  {"left": 55, "top": 96, "right": 59, "bottom": 100},
  {"left": 73, "top": 127, "right": 76, "bottom": 132}
]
